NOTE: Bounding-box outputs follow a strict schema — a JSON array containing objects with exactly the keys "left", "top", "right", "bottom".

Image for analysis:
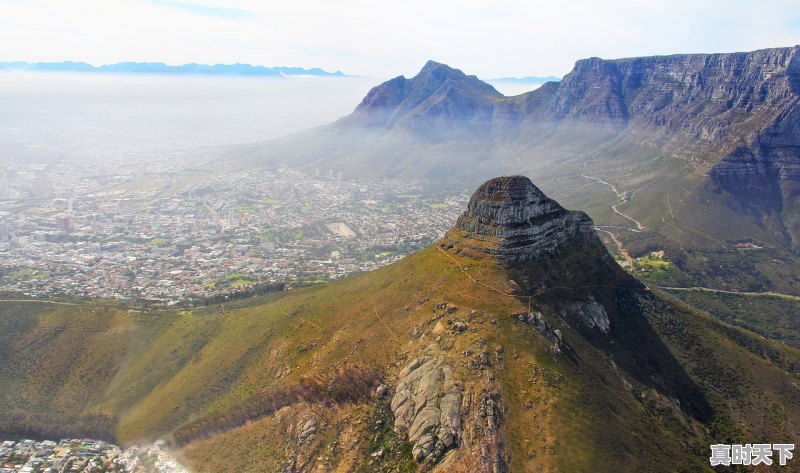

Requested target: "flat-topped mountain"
[
  {"left": 2, "top": 175, "right": 798, "bottom": 472},
  {"left": 530, "top": 47, "right": 800, "bottom": 202}
]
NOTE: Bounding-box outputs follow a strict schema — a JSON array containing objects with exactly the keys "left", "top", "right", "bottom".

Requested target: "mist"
[{"left": 0, "top": 72, "right": 380, "bottom": 165}]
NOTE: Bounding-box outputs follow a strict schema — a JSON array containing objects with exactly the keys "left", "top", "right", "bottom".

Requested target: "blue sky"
[{"left": 1, "top": 0, "right": 799, "bottom": 78}]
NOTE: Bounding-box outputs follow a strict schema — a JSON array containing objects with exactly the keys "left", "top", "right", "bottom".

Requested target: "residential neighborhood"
[
  {"left": 0, "top": 159, "right": 468, "bottom": 306},
  {"left": 0, "top": 438, "right": 187, "bottom": 473}
]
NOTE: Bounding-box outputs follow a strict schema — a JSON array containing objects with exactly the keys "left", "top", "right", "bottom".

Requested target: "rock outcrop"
[
  {"left": 295, "top": 414, "right": 317, "bottom": 445},
  {"left": 562, "top": 299, "right": 610, "bottom": 333},
  {"left": 517, "top": 311, "right": 563, "bottom": 350},
  {"left": 391, "top": 356, "right": 462, "bottom": 463},
  {"left": 441, "top": 175, "right": 595, "bottom": 264}
]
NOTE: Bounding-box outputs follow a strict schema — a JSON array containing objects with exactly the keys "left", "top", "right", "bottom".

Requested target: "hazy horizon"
[
  {"left": 0, "top": 69, "right": 543, "bottom": 169},
  {"left": 0, "top": 72, "right": 382, "bottom": 166}
]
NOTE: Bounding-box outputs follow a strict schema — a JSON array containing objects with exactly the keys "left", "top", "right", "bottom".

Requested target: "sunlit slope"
[{"left": 0, "top": 248, "right": 798, "bottom": 470}]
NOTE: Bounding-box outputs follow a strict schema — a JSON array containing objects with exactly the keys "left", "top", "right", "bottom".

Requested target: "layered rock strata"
[{"left": 441, "top": 175, "right": 595, "bottom": 264}]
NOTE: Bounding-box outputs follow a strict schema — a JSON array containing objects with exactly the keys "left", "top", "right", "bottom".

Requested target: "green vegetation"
[
  {"left": 667, "top": 290, "right": 800, "bottom": 348},
  {"left": 229, "top": 279, "right": 253, "bottom": 287},
  {"left": 5, "top": 268, "right": 46, "bottom": 282},
  {"left": 632, "top": 251, "right": 674, "bottom": 283},
  {"left": 146, "top": 238, "right": 169, "bottom": 247},
  {"left": 0, "top": 243, "right": 797, "bottom": 472},
  {"left": 223, "top": 272, "right": 249, "bottom": 281},
  {"left": 233, "top": 205, "right": 254, "bottom": 213}
]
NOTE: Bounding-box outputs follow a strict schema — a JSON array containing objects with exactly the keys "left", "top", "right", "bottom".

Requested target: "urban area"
[
  {"left": 0, "top": 438, "right": 187, "bottom": 473},
  {"left": 0, "top": 155, "right": 467, "bottom": 306}
]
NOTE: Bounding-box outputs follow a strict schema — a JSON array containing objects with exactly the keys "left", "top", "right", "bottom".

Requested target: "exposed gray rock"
[
  {"left": 281, "top": 459, "right": 295, "bottom": 473},
  {"left": 563, "top": 299, "right": 610, "bottom": 333},
  {"left": 391, "top": 356, "right": 462, "bottom": 463},
  {"left": 517, "top": 311, "right": 562, "bottom": 351},
  {"left": 441, "top": 176, "right": 595, "bottom": 265},
  {"left": 375, "top": 384, "right": 388, "bottom": 399},
  {"left": 296, "top": 415, "right": 317, "bottom": 444},
  {"left": 479, "top": 389, "right": 500, "bottom": 433},
  {"left": 468, "top": 352, "right": 491, "bottom": 370}
]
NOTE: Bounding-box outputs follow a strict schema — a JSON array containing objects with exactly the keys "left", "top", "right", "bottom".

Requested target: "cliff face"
[{"left": 540, "top": 47, "right": 800, "bottom": 205}]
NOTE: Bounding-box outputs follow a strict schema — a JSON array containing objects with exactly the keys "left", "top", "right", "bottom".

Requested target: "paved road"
[{"left": 655, "top": 286, "right": 800, "bottom": 301}]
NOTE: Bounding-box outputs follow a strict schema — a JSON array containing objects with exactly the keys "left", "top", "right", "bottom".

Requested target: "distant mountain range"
[
  {"left": 0, "top": 61, "right": 346, "bottom": 77},
  {"left": 241, "top": 47, "right": 800, "bottom": 257}
]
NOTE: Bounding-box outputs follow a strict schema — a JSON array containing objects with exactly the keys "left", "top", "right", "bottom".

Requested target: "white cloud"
[{"left": 0, "top": 0, "right": 798, "bottom": 78}]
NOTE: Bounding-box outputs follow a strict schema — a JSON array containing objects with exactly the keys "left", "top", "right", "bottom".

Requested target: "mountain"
[
  {"left": 0, "top": 61, "right": 346, "bottom": 77},
  {"left": 242, "top": 47, "right": 800, "bottom": 335},
  {"left": 1, "top": 176, "right": 798, "bottom": 472},
  {"left": 245, "top": 60, "right": 521, "bottom": 177},
  {"left": 247, "top": 48, "right": 800, "bottom": 191}
]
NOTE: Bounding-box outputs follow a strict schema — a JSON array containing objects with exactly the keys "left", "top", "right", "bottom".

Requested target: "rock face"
[
  {"left": 517, "top": 311, "right": 563, "bottom": 350},
  {"left": 295, "top": 414, "right": 317, "bottom": 445},
  {"left": 391, "top": 356, "right": 462, "bottom": 463},
  {"left": 562, "top": 300, "right": 610, "bottom": 333},
  {"left": 441, "top": 175, "right": 595, "bottom": 264}
]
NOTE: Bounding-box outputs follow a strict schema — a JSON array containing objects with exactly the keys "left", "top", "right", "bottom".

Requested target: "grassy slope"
[{"left": 1, "top": 244, "right": 798, "bottom": 472}]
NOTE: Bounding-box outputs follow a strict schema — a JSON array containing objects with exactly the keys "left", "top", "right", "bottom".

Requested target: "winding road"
[{"left": 581, "top": 174, "right": 646, "bottom": 232}]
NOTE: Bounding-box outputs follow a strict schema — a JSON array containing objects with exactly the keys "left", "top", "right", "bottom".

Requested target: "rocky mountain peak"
[
  {"left": 414, "top": 60, "right": 491, "bottom": 91},
  {"left": 441, "top": 175, "right": 595, "bottom": 264},
  {"left": 349, "top": 60, "right": 502, "bottom": 129}
]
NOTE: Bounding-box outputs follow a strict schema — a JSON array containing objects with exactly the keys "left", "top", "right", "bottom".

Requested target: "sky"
[{"left": 1, "top": 0, "right": 799, "bottom": 79}]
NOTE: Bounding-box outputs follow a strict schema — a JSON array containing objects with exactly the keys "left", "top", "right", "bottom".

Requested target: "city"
[
  {"left": 0, "top": 438, "right": 187, "bottom": 473},
  {"left": 0, "top": 156, "right": 468, "bottom": 306}
]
